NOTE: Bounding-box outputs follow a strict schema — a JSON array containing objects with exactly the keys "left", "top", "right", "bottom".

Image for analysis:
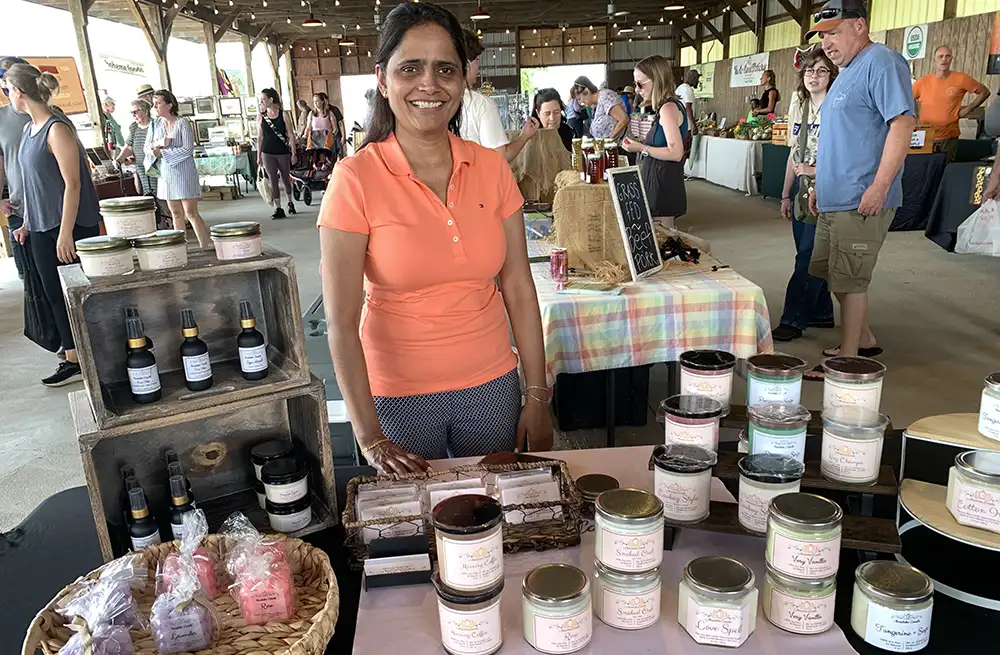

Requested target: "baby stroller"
[{"left": 290, "top": 148, "right": 335, "bottom": 206}]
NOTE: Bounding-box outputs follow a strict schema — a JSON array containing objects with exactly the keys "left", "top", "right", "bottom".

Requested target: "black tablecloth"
[
  {"left": 891, "top": 152, "right": 949, "bottom": 231},
  {"left": 925, "top": 161, "right": 993, "bottom": 251}
]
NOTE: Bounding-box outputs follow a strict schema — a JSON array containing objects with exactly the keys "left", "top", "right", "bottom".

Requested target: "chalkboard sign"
[{"left": 607, "top": 165, "right": 663, "bottom": 281}]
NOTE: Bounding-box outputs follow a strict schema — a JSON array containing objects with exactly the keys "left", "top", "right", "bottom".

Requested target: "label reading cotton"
[
  {"left": 239, "top": 344, "right": 268, "bottom": 373},
  {"left": 182, "top": 353, "right": 212, "bottom": 382},
  {"left": 864, "top": 602, "right": 932, "bottom": 652},
  {"left": 128, "top": 364, "right": 161, "bottom": 394}
]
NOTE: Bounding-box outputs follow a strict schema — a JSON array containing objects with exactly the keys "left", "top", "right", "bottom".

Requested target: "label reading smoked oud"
[
  {"left": 182, "top": 353, "right": 212, "bottom": 382},
  {"left": 239, "top": 344, "right": 268, "bottom": 373},
  {"left": 598, "top": 526, "right": 662, "bottom": 571},
  {"left": 600, "top": 584, "right": 661, "bottom": 629},
  {"left": 128, "top": 363, "right": 161, "bottom": 394}
]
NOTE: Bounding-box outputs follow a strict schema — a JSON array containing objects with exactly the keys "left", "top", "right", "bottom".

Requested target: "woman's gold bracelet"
[
  {"left": 524, "top": 392, "right": 549, "bottom": 405},
  {"left": 360, "top": 437, "right": 389, "bottom": 456}
]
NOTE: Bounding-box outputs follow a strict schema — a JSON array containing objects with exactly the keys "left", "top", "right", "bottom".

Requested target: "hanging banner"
[
  {"left": 989, "top": 13, "right": 1000, "bottom": 75},
  {"left": 99, "top": 54, "right": 147, "bottom": 78},
  {"left": 25, "top": 57, "right": 88, "bottom": 115},
  {"left": 692, "top": 62, "right": 715, "bottom": 99},
  {"left": 730, "top": 52, "right": 769, "bottom": 88},
  {"left": 902, "top": 24, "right": 928, "bottom": 61}
]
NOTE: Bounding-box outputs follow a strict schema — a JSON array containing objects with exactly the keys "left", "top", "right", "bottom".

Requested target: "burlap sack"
[
  {"left": 509, "top": 129, "right": 572, "bottom": 203},
  {"left": 553, "top": 183, "right": 628, "bottom": 271},
  {"left": 554, "top": 170, "right": 584, "bottom": 191}
]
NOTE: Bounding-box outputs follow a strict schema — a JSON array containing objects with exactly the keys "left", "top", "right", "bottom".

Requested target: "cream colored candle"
[
  {"left": 677, "top": 556, "right": 758, "bottom": 648},
  {"left": 851, "top": 561, "right": 933, "bottom": 652}
]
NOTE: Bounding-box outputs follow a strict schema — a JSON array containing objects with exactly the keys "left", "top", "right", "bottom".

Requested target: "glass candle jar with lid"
[
  {"left": 434, "top": 573, "right": 504, "bottom": 655},
  {"left": 737, "top": 454, "right": 804, "bottom": 534},
  {"left": 978, "top": 373, "right": 1000, "bottom": 440},
  {"left": 823, "top": 356, "right": 886, "bottom": 412},
  {"left": 947, "top": 449, "right": 1000, "bottom": 535},
  {"left": 431, "top": 494, "right": 504, "bottom": 592},
  {"left": 210, "top": 221, "right": 262, "bottom": 260},
  {"left": 594, "top": 488, "right": 663, "bottom": 573},
  {"left": 575, "top": 474, "right": 619, "bottom": 520},
  {"left": 660, "top": 395, "right": 724, "bottom": 451},
  {"left": 75, "top": 236, "right": 135, "bottom": 277},
  {"left": 851, "top": 561, "right": 933, "bottom": 653},
  {"left": 132, "top": 229, "right": 188, "bottom": 271},
  {"left": 746, "top": 353, "right": 807, "bottom": 406},
  {"left": 522, "top": 564, "right": 593, "bottom": 654},
  {"left": 762, "top": 565, "right": 836, "bottom": 635},
  {"left": 765, "top": 493, "right": 842, "bottom": 580},
  {"left": 821, "top": 406, "right": 890, "bottom": 485},
  {"left": 99, "top": 196, "right": 157, "bottom": 238},
  {"left": 677, "top": 556, "right": 758, "bottom": 648},
  {"left": 650, "top": 444, "right": 717, "bottom": 523},
  {"left": 679, "top": 350, "right": 737, "bottom": 416},
  {"left": 592, "top": 560, "right": 661, "bottom": 630},
  {"left": 748, "top": 403, "right": 812, "bottom": 464}
]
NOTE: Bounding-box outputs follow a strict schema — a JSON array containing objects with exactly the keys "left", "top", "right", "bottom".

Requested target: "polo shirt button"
[
  {"left": 449, "top": 184, "right": 455, "bottom": 190},
  {"left": 447, "top": 219, "right": 454, "bottom": 226},
  {"left": 453, "top": 236, "right": 459, "bottom": 242},
  {"left": 448, "top": 202, "right": 454, "bottom": 208}
]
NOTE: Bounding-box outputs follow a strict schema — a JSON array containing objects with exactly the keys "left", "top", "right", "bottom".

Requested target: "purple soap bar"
[
  {"left": 151, "top": 600, "right": 213, "bottom": 653},
  {"left": 60, "top": 625, "right": 133, "bottom": 655}
]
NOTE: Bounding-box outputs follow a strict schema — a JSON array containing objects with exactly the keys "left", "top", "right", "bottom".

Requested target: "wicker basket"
[{"left": 22, "top": 535, "right": 339, "bottom": 655}]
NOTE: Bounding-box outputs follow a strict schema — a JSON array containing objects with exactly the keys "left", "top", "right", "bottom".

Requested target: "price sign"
[{"left": 607, "top": 166, "right": 663, "bottom": 281}]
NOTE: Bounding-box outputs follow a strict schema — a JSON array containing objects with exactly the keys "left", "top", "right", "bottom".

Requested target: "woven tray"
[
  {"left": 22, "top": 535, "right": 339, "bottom": 655},
  {"left": 342, "top": 460, "right": 582, "bottom": 569}
]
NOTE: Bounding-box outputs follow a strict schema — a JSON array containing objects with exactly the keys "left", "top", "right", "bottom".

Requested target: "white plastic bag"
[
  {"left": 257, "top": 167, "right": 273, "bottom": 206},
  {"left": 956, "top": 199, "right": 1000, "bottom": 257}
]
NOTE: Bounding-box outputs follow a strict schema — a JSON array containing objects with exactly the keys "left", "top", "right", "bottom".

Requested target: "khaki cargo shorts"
[{"left": 808, "top": 209, "right": 893, "bottom": 294}]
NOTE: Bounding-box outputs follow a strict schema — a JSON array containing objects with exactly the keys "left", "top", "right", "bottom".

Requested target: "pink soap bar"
[
  {"left": 162, "top": 549, "right": 220, "bottom": 599},
  {"left": 237, "top": 563, "right": 295, "bottom": 625}
]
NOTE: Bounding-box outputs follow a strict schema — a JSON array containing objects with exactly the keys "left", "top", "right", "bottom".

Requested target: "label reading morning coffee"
[
  {"left": 599, "top": 526, "right": 662, "bottom": 571},
  {"left": 978, "top": 390, "right": 1000, "bottom": 440},
  {"left": 769, "top": 532, "right": 840, "bottom": 579},
  {"left": 864, "top": 602, "right": 932, "bottom": 652},
  {"left": 685, "top": 597, "right": 751, "bottom": 647},
  {"left": 680, "top": 369, "right": 733, "bottom": 407},
  {"left": 821, "top": 430, "right": 881, "bottom": 483},
  {"left": 949, "top": 476, "right": 1000, "bottom": 535},
  {"left": 768, "top": 587, "right": 835, "bottom": 634},
  {"left": 239, "top": 344, "right": 269, "bottom": 373},
  {"left": 824, "top": 377, "right": 882, "bottom": 411},
  {"left": 600, "top": 584, "right": 661, "bottom": 629},
  {"left": 654, "top": 468, "right": 709, "bottom": 521},
  {"left": 749, "top": 425, "right": 807, "bottom": 463},
  {"left": 747, "top": 377, "right": 801, "bottom": 406},
  {"left": 664, "top": 416, "right": 717, "bottom": 450},
  {"left": 531, "top": 603, "right": 592, "bottom": 653},
  {"left": 438, "top": 598, "right": 502, "bottom": 655},
  {"left": 441, "top": 531, "right": 503, "bottom": 591},
  {"left": 182, "top": 352, "right": 212, "bottom": 382},
  {"left": 128, "top": 363, "right": 161, "bottom": 394}
]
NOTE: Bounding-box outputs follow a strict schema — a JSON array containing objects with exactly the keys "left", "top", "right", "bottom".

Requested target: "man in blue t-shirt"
[{"left": 804, "top": 0, "right": 915, "bottom": 377}]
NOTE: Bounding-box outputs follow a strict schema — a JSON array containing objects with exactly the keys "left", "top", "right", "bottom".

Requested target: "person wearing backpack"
[{"left": 256, "top": 88, "right": 298, "bottom": 219}]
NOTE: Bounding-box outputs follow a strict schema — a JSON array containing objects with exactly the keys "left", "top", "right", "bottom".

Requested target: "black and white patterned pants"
[{"left": 373, "top": 368, "right": 521, "bottom": 460}]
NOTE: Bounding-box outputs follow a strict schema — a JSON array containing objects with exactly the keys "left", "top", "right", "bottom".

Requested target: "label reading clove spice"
[
  {"left": 128, "top": 364, "right": 161, "bottom": 394},
  {"left": 239, "top": 344, "right": 268, "bottom": 373},
  {"left": 182, "top": 353, "right": 212, "bottom": 382}
]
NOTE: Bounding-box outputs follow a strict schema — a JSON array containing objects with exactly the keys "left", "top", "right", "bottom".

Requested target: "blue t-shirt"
[{"left": 816, "top": 43, "right": 915, "bottom": 212}]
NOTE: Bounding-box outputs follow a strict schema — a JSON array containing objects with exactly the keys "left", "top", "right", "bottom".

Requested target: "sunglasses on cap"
[{"left": 813, "top": 7, "right": 865, "bottom": 23}]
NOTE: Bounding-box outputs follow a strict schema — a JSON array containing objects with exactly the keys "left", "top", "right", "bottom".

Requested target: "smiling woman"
[{"left": 316, "top": 2, "right": 553, "bottom": 476}]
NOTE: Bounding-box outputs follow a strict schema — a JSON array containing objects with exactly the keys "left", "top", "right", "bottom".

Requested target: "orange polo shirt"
[
  {"left": 317, "top": 133, "right": 523, "bottom": 398},
  {"left": 913, "top": 72, "right": 981, "bottom": 139}
]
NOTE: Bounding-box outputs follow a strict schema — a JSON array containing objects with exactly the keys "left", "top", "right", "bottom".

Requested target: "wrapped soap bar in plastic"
[
  {"left": 151, "top": 510, "right": 220, "bottom": 653},
  {"left": 157, "top": 510, "right": 221, "bottom": 599},
  {"left": 96, "top": 553, "right": 149, "bottom": 629},
  {"left": 57, "top": 579, "right": 145, "bottom": 655},
  {"left": 221, "top": 512, "right": 296, "bottom": 624}
]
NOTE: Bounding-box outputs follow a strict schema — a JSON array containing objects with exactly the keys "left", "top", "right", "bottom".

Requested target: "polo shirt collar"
[{"left": 379, "top": 132, "right": 473, "bottom": 177}]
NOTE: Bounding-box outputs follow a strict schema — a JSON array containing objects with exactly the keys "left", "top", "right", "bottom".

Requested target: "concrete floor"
[{"left": 2, "top": 181, "right": 999, "bottom": 531}]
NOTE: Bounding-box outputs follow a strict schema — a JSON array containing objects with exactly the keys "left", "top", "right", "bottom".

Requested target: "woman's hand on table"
[
  {"left": 517, "top": 400, "right": 554, "bottom": 453},
  {"left": 365, "top": 439, "right": 431, "bottom": 476},
  {"left": 621, "top": 137, "right": 643, "bottom": 154}
]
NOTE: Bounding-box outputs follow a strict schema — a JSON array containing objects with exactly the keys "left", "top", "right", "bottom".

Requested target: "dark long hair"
[
  {"left": 261, "top": 87, "right": 282, "bottom": 109},
  {"left": 532, "top": 88, "right": 564, "bottom": 118},
  {"left": 363, "top": 2, "right": 467, "bottom": 148},
  {"left": 796, "top": 50, "right": 838, "bottom": 102},
  {"left": 153, "top": 89, "right": 179, "bottom": 116}
]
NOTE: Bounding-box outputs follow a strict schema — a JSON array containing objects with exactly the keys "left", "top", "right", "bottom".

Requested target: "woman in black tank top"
[
  {"left": 754, "top": 69, "right": 780, "bottom": 116},
  {"left": 257, "top": 88, "right": 298, "bottom": 219}
]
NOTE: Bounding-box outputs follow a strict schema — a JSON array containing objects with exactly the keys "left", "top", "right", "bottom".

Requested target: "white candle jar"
[
  {"left": 132, "top": 229, "right": 188, "bottom": 270},
  {"left": 575, "top": 473, "right": 619, "bottom": 521},
  {"left": 851, "top": 561, "right": 933, "bottom": 653},
  {"left": 746, "top": 353, "right": 807, "bottom": 406},
  {"left": 522, "top": 564, "right": 593, "bottom": 654},
  {"left": 261, "top": 457, "right": 309, "bottom": 504},
  {"left": 677, "top": 556, "right": 758, "bottom": 648},
  {"left": 978, "top": 373, "right": 1000, "bottom": 440},
  {"left": 748, "top": 403, "right": 812, "bottom": 464},
  {"left": 821, "top": 406, "right": 890, "bottom": 485},
  {"left": 946, "top": 449, "right": 1000, "bottom": 535},
  {"left": 765, "top": 492, "right": 842, "bottom": 580},
  {"left": 737, "top": 454, "right": 804, "bottom": 534},
  {"left": 823, "top": 356, "right": 886, "bottom": 412},
  {"left": 660, "top": 395, "right": 723, "bottom": 451},
  {"left": 265, "top": 496, "right": 312, "bottom": 533},
  {"left": 592, "top": 560, "right": 661, "bottom": 630},
  {"left": 211, "top": 221, "right": 262, "bottom": 260},
  {"left": 762, "top": 565, "right": 836, "bottom": 635},
  {"left": 99, "top": 196, "right": 157, "bottom": 238},
  {"left": 679, "top": 350, "right": 736, "bottom": 417},
  {"left": 432, "top": 494, "right": 504, "bottom": 593},
  {"left": 594, "top": 488, "right": 664, "bottom": 573},
  {"left": 434, "top": 573, "right": 504, "bottom": 655},
  {"left": 75, "top": 236, "right": 135, "bottom": 277},
  {"left": 650, "top": 444, "right": 717, "bottom": 523}
]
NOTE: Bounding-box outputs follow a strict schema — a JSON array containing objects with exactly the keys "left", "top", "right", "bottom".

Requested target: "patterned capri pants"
[{"left": 373, "top": 368, "right": 522, "bottom": 461}]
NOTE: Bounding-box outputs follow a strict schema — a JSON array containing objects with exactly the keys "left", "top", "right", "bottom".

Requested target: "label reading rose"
[{"left": 532, "top": 604, "right": 592, "bottom": 653}]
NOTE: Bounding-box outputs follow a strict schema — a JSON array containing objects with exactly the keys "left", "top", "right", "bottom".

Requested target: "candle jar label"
[
  {"left": 140, "top": 245, "right": 187, "bottom": 270},
  {"left": 239, "top": 344, "right": 269, "bottom": 373},
  {"left": 680, "top": 369, "right": 733, "bottom": 408},
  {"left": 600, "top": 584, "right": 661, "bottom": 630},
  {"left": 438, "top": 598, "right": 502, "bottom": 655},
  {"left": 128, "top": 363, "right": 161, "bottom": 395},
  {"left": 821, "top": 430, "right": 880, "bottom": 483},
  {"left": 949, "top": 476, "right": 1000, "bottom": 534},
  {"left": 598, "top": 526, "right": 662, "bottom": 572},
  {"left": 182, "top": 353, "right": 212, "bottom": 382},
  {"left": 769, "top": 532, "right": 840, "bottom": 579},
  {"left": 531, "top": 603, "right": 592, "bottom": 653},
  {"left": 748, "top": 377, "right": 801, "bottom": 406},
  {"left": 768, "top": 587, "right": 835, "bottom": 634},
  {"left": 749, "top": 425, "right": 806, "bottom": 463},
  {"left": 864, "top": 602, "right": 932, "bottom": 652},
  {"left": 738, "top": 478, "right": 799, "bottom": 534},
  {"left": 654, "top": 468, "right": 710, "bottom": 522},
  {"left": 684, "top": 597, "right": 751, "bottom": 647},
  {"left": 978, "top": 390, "right": 1000, "bottom": 440},
  {"left": 664, "top": 417, "right": 717, "bottom": 451},
  {"left": 440, "top": 531, "right": 503, "bottom": 591},
  {"left": 824, "top": 378, "right": 882, "bottom": 411}
]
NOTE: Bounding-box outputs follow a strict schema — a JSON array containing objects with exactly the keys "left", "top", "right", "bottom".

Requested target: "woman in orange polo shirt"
[{"left": 317, "top": 2, "right": 553, "bottom": 475}]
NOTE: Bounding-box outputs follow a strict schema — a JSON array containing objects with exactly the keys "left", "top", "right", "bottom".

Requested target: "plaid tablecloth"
[{"left": 532, "top": 262, "right": 773, "bottom": 385}]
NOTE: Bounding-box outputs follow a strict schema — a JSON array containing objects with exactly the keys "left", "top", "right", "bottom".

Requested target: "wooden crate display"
[
  {"left": 60, "top": 246, "right": 309, "bottom": 429},
  {"left": 72, "top": 377, "right": 335, "bottom": 562}
]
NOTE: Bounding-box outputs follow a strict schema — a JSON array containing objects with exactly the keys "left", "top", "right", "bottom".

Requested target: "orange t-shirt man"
[{"left": 913, "top": 71, "right": 983, "bottom": 140}]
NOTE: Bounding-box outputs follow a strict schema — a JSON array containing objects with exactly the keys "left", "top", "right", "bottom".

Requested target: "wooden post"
[
  {"left": 943, "top": 0, "right": 958, "bottom": 20},
  {"left": 281, "top": 44, "right": 295, "bottom": 107},
  {"left": 242, "top": 34, "right": 255, "bottom": 96},
  {"left": 267, "top": 42, "right": 280, "bottom": 89},
  {"left": 147, "top": 7, "right": 171, "bottom": 89},
  {"left": 67, "top": 0, "right": 105, "bottom": 145},
  {"left": 722, "top": 10, "right": 731, "bottom": 59},
  {"left": 800, "top": 0, "right": 812, "bottom": 43},
  {"left": 756, "top": 0, "right": 767, "bottom": 53},
  {"left": 695, "top": 22, "right": 703, "bottom": 64},
  {"left": 204, "top": 21, "right": 219, "bottom": 101}
]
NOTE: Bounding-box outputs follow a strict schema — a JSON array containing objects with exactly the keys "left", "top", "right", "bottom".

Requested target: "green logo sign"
[{"left": 905, "top": 26, "right": 924, "bottom": 59}]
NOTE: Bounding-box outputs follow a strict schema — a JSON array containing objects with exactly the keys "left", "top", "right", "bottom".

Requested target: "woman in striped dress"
[{"left": 145, "top": 89, "right": 210, "bottom": 247}]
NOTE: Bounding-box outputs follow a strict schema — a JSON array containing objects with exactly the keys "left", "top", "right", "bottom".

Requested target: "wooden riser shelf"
[
  {"left": 713, "top": 451, "right": 899, "bottom": 496},
  {"left": 719, "top": 404, "right": 894, "bottom": 437},
  {"left": 899, "top": 479, "right": 1000, "bottom": 552},
  {"left": 905, "top": 413, "right": 1000, "bottom": 452}
]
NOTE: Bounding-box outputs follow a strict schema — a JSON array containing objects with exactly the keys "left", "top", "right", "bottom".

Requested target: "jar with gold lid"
[
  {"left": 677, "top": 556, "right": 758, "bottom": 648},
  {"left": 765, "top": 493, "right": 842, "bottom": 580},
  {"left": 431, "top": 494, "right": 503, "bottom": 593},
  {"left": 75, "top": 236, "right": 134, "bottom": 277},
  {"left": 594, "top": 488, "right": 663, "bottom": 573},
  {"left": 851, "top": 561, "right": 933, "bottom": 652},
  {"left": 132, "top": 229, "right": 188, "bottom": 271},
  {"left": 210, "top": 221, "right": 262, "bottom": 260},
  {"left": 522, "top": 564, "right": 592, "bottom": 653},
  {"left": 575, "top": 474, "right": 619, "bottom": 520}
]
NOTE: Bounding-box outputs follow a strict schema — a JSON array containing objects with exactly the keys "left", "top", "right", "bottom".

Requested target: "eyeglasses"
[
  {"left": 804, "top": 68, "right": 831, "bottom": 77},
  {"left": 1, "top": 86, "right": 9, "bottom": 98},
  {"left": 131, "top": 109, "right": 142, "bottom": 115},
  {"left": 813, "top": 7, "right": 864, "bottom": 23},
  {"left": 633, "top": 79, "right": 649, "bottom": 89}
]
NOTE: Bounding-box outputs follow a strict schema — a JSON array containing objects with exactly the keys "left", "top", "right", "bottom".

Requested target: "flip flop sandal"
[
  {"left": 803, "top": 365, "right": 825, "bottom": 382},
  {"left": 822, "top": 346, "right": 883, "bottom": 358}
]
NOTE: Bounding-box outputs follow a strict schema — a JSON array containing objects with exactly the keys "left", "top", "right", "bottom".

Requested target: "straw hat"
[{"left": 135, "top": 83, "right": 155, "bottom": 98}]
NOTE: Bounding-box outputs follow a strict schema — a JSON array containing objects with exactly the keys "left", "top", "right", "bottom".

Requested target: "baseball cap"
[{"left": 805, "top": 0, "right": 868, "bottom": 39}]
